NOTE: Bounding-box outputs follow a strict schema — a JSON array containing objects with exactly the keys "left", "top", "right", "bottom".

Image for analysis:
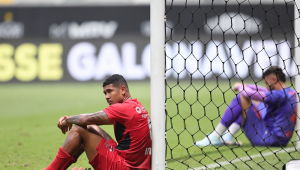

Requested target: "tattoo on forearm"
[
  {"left": 89, "top": 111, "right": 104, "bottom": 121},
  {"left": 65, "top": 111, "right": 109, "bottom": 125},
  {"left": 66, "top": 115, "right": 81, "bottom": 124},
  {"left": 89, "top": 113, "right": 99, "bottom": 120}
]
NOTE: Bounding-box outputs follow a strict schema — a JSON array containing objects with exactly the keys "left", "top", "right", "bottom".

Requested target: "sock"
[
  {"left": 225, "top": 122, "right": 241, "bottom": 136},
  {"left": 211, "top": 123, "right": 227, "bottom": 137},
  {"left": 61, "top": 155, "right": 78, "bottom": 170},
  {"left": 44, "top": 147, "right": 73, "bottom": 170},
  {"left": 220, "top": 94, "right": 243, "bottom": 128}
]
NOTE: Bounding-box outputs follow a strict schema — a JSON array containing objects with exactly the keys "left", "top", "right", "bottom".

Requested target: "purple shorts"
[{"left": 242, "top": 103, "right": 282, "bottom": 146}]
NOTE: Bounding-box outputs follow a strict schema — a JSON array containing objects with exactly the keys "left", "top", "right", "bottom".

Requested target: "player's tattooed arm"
[
  {"left": 87, "top": 111, "right": 112, "bottom": 125},
  {"left": 65, "top": 115, "right": 81, "bottom": 124},
  {"left": 63, "top": 111, "right": 112, "bottom": 126}
]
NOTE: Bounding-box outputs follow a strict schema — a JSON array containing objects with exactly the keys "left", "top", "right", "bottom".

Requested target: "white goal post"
[
  {"left": 295, "top": 0, "right": 300, "bottom": 149},
  {"left": 150, "top": 0, "right": 166, "bottom": 169}
]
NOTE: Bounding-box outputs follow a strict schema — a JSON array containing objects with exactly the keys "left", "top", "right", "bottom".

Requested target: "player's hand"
[
  {"left": 57, "top": 116, "right": 67, "bottom": 134},
  {"left": 61, "top": 118, "right": 73, "bottom": 134},
  {"left": 57, "top": 116, "right": 72, "bottom": 134},
  {"left": 71, "top": 167, "right": 84, "bottom": 170},
  {"left": 232, "top": 82, "right": 243, "bottom": 91}
]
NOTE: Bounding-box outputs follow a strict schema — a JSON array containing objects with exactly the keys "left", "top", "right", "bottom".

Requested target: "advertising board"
[{"left": 0, "top": 5, "right": 295, "bottom": 82}]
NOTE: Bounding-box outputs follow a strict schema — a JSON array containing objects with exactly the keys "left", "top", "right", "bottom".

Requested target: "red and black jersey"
[{"left": 103, "top": 99, "right": 152, "bottom": 169}]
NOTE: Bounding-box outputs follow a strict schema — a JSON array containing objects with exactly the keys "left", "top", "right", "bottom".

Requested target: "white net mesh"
[{"left": 165, "top": 1, "right": 300, "bottom": 169}]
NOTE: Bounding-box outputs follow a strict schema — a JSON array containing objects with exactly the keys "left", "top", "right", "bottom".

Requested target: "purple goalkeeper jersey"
[{"left": 263, "top": 87, "right": 297, "bottom": 142}]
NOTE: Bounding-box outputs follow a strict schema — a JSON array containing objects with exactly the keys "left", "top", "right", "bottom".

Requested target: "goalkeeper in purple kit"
[{"left": 195, "top": 66, "right": 297, "bottom": 147}]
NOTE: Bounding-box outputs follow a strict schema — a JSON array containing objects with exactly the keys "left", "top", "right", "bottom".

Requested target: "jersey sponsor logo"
[
  {"left": 145, "top": 147, "right": 151, "bottom": 155},
  {"left": 136, "top": 106, "right": 142, "bottom": 113}
]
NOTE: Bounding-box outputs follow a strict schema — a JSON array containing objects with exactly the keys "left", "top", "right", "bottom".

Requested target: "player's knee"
[
  {"left": 236, "top": 93, "right": 246, "bottom": 102},
  {"left": 70, "top": 124, "right": 87, "bottom": 133},
  {"left": 238, "top": 93, "right": 251, "bottom": 104},
  {"left": 87, "top": 125, "right": 102, "bottom": 133},
  {"left": 234, "top": 93, "right": 243, "bottom": 103},
  {"left": 87, "top": 125, "right": 101, "bottom": 130},
  {"left": 70, "top": 125, "right": 103, "bottom": 138}
]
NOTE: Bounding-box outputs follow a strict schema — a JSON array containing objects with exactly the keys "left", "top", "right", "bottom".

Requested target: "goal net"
[{"left": 161, "top": 0, "right": 300, "bottom": 169}]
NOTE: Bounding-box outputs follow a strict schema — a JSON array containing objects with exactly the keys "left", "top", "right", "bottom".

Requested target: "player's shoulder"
[
  {"left": 285, "top": 87, "right": 296, "bottom": 92},
  {"left": 124, "top": 98, "right": 141, "bottom": 105},
  {"left": 110, "top": 98, "right": 141, "bottom": 110},
  {"left": 109, "top": 99, "right": 139, "bottom": 106},
  {"left": 279, "top": 87, "right": 295, "bottom": 94},
  {"left": 271, "top": 87, "right": 296, "bottom": 98},
  {"left": 285, "top": 87, "right": 296, "bottom": 97},
  {"left": 105, "top": 101, "right": 127, "bottom": 111}
]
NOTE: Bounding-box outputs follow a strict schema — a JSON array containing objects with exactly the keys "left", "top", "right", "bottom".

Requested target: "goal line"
[{"left": 190, "top": 147, "right": 297, "bottom": 170}]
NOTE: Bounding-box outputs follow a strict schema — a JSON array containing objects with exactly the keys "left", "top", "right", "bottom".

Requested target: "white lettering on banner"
[
  {"left": 205, "top": 12, "right": 262, "bottom": 35},
  {"left": 206, "top": 40, "right": 233, "bottom": 78},
  {"left": 49, "top": 22, "right": 68, "bottom": 39},
  {"left": 67, "top": 42, "right": 97, "bottom": 81},
  {"left": 141, "top": 44, "right": 151, "bottom": 77},
  {"left": 229, "top": 40, "right": 251, "bottom": 78},
  {"left": 277, "top": 41, "right": 297, "bottom": 77},
  {"left": 253, "top": 40, "right": 278, "bottom": 77},
  {"left": 166, "top": 42, "right": 189, "bottom": 79},
  {"left": 0, "top": 21, "right": 24, "bottom": 39},
  {"left": 140, "top": 21, "right": 150, "bottom": 37},
  {"left": 66, "top": 40, "right": 295, "bottom": 81},
  {"left": 122, "top": 42, "right": 146, "bottom": 80},
  {"left": 67, "top": 42, "right": 149, "bottom": 81},
  {"left": 0, "top": 11, "right": 24, "bottom": 39},
  {"left": 94, "top": 43, "right": 123, "bottom": 80},
  {"left": 49, "top": 21, "right": 118, "bottom": 39},
  {"left": 186, "top": 41, "right": 203, "bottom": 79}
]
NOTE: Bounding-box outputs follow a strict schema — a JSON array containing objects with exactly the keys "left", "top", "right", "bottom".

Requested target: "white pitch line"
[{"left": 189, "top": 147, "right": 297, "bottom": 170}]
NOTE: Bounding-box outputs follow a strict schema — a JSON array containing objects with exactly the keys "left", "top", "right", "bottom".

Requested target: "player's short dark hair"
[
  {"left": 262, "top": 66, "right": 286, "bottom": 82},
  {"left": 103, "top": 74, "right": 129, "bottom": 91}
]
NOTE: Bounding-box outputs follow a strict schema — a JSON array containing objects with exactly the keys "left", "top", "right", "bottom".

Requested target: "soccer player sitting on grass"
[
  {"left": 195, "top": 66, "right": 297, "bottom": 147},
  {"left": 44, "top": 74, "right": 152, "bottom": 170}
]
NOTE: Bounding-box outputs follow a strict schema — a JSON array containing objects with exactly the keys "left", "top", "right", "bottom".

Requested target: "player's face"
[
  {"left": 264, "top": 74, "right": 277, "bottom": 90},
  {"left": 103, "top": 84, "right": 124, "bottom": 105}
]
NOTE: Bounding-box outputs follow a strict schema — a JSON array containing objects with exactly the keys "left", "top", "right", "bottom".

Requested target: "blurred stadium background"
[{"left": 0, "top": 0, "right": 286, "bottom": 5}]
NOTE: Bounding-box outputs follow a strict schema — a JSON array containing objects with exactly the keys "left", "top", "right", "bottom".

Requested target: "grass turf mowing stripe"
[{"left": 190, "top": 147, "right": 297, "bottom": 170}]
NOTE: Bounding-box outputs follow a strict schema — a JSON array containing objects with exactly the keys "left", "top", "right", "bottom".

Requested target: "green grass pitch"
[{"left": 0, "top": 81, "right": 299, "bottom": 169}]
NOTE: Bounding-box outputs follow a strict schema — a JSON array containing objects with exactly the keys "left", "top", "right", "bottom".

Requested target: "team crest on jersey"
[{"left": 136, "top": 107, "right": 142, "bottom": 113}]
